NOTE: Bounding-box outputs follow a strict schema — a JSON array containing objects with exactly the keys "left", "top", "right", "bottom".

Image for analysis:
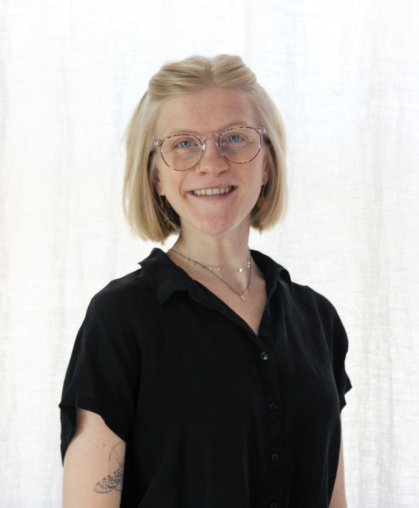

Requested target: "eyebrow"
[{"left": 163, "top": 121, "right": 251, "bottom": 138}]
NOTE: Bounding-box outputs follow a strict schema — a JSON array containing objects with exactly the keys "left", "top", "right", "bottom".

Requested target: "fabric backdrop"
[{"left": 1, "top": 1, "right": 418, "bottom": 506}]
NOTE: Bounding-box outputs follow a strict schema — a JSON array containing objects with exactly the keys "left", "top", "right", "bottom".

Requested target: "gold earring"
[{"left": 257, "top": 184, "right": 266, "bottom": 209}]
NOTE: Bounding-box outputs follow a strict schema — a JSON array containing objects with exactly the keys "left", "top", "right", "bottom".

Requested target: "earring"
[
  {"left": 257, "top": 184, "right": 266, "bottom": 209},
  {"left": 259, "top": 226, "right": 263, "bottom": 235}
]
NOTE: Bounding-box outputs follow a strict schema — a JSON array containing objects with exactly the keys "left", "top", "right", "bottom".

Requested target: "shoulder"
[
  {"left": 292, "top": 281, "right": 339, "bottom": 322},
  {"left": 290, "top": 282, "right": 348, "bottom": 356},
  {"left": 87, "top": 266, "right": 156, "bottom": 321},
  {"left": 252, "top": 248, "right": 340, "bottom": 321}
]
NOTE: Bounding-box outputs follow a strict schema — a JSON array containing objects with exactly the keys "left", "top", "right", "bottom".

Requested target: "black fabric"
[{"left": 59, "top": 247, "right": 352, "bottom": 508}]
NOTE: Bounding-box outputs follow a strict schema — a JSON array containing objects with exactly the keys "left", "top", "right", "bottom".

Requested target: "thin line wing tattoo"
[{"left": 94, "top": 441, "right": 125, "bottom": 494}]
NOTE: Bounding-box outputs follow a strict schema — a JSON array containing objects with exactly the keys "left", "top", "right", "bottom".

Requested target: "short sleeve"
[
  {"left": 331, "top": 308, "right": 352, "bottom": 411},
  {"left": 58, "top": 292, "right": 141, "bottom": 465}
]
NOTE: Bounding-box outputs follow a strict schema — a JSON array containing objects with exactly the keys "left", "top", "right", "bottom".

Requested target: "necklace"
[{"left": 169, "top": 248, "right": 252, "bottom": 302}]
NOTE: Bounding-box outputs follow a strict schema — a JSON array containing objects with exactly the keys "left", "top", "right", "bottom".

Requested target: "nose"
[{"left": 196, "top": 139, "right": 229, "bottom": 174}]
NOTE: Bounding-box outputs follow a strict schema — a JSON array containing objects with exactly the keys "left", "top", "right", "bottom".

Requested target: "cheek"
[
  {"left": 248, "top": 166, "right": 265, "bottom": 190},
  {"left": 160, "top": 171, "right": 186, "bottom": 199}
]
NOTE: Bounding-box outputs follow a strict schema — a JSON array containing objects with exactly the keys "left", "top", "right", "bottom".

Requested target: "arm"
[
  {"left": 62, "top": 408, "right": 126, "bottom": 508},
  {"left": 329, "top": 415, "right": 347, "bottom": 508}
]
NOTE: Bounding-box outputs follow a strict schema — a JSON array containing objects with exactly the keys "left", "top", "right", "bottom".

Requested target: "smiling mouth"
[{"left": 191, "top": 186, "right": 236, "bottom": 196}]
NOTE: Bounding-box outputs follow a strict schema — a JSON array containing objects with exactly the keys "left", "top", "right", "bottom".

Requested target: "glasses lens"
[
  {"left": 161, "top": 135, "right": 201, "bottom": 171},
  {"left": 219, "top": 127, "right": 260, "bottom": 163}
]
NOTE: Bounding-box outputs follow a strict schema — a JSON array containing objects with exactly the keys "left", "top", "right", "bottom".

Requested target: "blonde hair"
[{"left": 122, "top": 54, "right": 288, "bottom": 242}]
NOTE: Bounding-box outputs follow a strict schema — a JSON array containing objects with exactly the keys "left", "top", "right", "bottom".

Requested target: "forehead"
[{"left": 155, "top": 87, "right": 259, "bottom": 137}]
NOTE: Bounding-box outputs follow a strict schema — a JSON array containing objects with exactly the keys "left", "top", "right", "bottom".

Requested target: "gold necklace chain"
[{"left": 169, "top": 248, "right": 252, "bottom": 302}]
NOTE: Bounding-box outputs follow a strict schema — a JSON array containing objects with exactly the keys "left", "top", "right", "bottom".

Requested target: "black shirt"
[{"left": 59, "top": 247, "right": 352, "bottom": 508}]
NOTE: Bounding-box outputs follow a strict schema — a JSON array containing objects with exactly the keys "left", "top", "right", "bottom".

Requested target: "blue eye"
[
  {"left": 226, "top": 134, "right": 242, "bottom": 143},
  {"left": 177, "top": 140, "right": 193, "bottom": 148}
]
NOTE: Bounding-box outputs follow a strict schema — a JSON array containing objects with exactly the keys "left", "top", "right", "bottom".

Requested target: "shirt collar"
[{"left": 138, "top": 247, "right": 293, "bottom": 306}]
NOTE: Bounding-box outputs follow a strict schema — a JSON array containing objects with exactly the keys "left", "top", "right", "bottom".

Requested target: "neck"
[{"left": 171, "top": 224, "right": 251, "bottom": 270}]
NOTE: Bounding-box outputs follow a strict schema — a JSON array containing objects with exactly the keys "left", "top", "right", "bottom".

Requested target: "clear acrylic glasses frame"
[{"left": 153, "top": 126, "right": 267, "bottom": 171}]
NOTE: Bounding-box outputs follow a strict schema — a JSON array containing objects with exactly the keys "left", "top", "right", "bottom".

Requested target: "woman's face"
[{"left": 152, "top": 86, "right": 269, "bottom": 239}]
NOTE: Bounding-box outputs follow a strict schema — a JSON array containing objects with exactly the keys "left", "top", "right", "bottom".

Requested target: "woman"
[{"left": 59, "top": 55, "right": 352, "bottom": 508}]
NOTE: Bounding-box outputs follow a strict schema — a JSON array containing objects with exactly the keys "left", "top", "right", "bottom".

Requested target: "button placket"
[{"left": 258, "top": 345, "right": 283, "bottom": 506}]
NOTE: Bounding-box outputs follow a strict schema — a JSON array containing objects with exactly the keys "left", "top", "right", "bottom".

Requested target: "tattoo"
[{"left": 94, "top": 441, "right": 125, "bottom": 494}]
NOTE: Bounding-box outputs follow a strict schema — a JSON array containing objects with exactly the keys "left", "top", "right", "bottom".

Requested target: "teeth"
[{"left": 193, "top": 186, "right": 233, "bottom": 196}]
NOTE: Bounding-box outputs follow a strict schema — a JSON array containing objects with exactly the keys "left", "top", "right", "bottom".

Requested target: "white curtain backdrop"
[{"left": 1, "top": 0, "right": 418, "bottom": 506}]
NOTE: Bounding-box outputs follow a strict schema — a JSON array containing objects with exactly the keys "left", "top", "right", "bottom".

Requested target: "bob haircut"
[{"left": 122, "top": 54, "right": 288, "bottom": 242}]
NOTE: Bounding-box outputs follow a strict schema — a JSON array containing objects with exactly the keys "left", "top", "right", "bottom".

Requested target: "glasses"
[{"left": 153, "top": 126, "right": 266, "bottom": 171}]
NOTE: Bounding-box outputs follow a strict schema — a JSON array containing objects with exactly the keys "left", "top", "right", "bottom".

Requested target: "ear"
[
  {"left": 261, "top": 146, "right": 271, "bottom": 185},
  {"left": 262, "top": 163, "right": 270, "bottom": 186},
  {"left": 151, "top": 167, "right": 165, "bottom": 196}
]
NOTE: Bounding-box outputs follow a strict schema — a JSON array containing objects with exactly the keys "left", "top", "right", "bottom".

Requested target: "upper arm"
[
  {"left": 329, "top": 415, "right": 347, "bottom": 508},
  {"left": 62, "top": 408, "right": 126, "bottom": 508}
]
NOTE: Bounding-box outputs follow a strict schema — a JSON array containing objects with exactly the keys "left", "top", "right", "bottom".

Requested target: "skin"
[{"left": 62, "top": 408, "right": 126, "bottom": 508}]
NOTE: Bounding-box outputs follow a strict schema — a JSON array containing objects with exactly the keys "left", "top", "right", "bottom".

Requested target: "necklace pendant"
[{"left": 240, "top": 295, "right": 246, "bottom": 302}]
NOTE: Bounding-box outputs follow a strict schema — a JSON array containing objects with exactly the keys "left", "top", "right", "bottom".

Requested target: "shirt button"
[
  {"left": 261, "top": 352, "right": 269, "bottom": 360},
  {"left": 270, "top": 503, "right": 279, "bottom": 508},
  {"left": 271, "top": 453, "right": 280, "bottom": 461},
  {"left": 269, "top": 402, "right": 277, "bottom": 410}
]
